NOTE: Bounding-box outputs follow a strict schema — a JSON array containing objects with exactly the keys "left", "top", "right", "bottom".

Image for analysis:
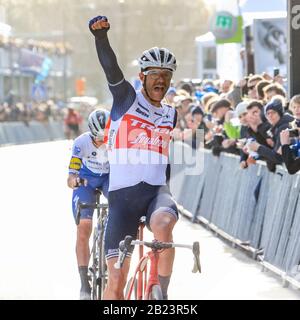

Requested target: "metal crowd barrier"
[
  {"left": 0, "top": 121, "right": 65, "bottom": 146},
  {"left": 1, "top": 125, "right": 299, "bottom": 287},
  {"left": 170, "top": 143, "right": 300, "bottom": 288}
]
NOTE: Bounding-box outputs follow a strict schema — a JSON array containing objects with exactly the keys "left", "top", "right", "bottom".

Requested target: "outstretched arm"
[
  {"left": 89, "top": 16, "right": 136, "bottom": 120},
  {"left": 89, "top": 16, "right": 123, "bottom": 85}
]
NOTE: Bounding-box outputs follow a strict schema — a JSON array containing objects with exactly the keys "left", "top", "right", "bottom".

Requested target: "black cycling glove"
[{"left": 89, "top": 15, "right": 110, "bottom": 39}]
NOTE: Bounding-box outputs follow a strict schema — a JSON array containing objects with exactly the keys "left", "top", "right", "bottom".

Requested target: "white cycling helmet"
[
  {"left": 138, "top": 47, "right": 177, "bottom": 72},
  {"left": 88, "top": 108, "right": 110, "bottom": 139}
]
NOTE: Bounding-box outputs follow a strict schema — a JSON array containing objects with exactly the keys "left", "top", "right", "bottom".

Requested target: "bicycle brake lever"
[
  {"left": 114, "top": 249, "right": 125, "bottom": 269},
  {"left": 192, "top": 242, "right": 201, "bottom": 273},
  {"left": 114, "top": 236, "right": 133, "bottom": 269}
]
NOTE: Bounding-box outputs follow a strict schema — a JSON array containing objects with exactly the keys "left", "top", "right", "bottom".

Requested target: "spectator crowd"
[
  {"left": 2, "top": 71, "right": 300, "bottom": 174},
  {"left": 166, "top": 73, "right": 300, "bottom": 175},
  {"left": 0, "top": 97, "right": 91, "bottom": 140}
]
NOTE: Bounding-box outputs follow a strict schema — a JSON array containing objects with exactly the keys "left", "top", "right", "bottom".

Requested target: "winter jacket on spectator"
[
  {"left": 281, "top": 144, "right": 300, "bottom": 174},
  {"left": 257, "top": 113, "right": 294, "bottom": 166}
]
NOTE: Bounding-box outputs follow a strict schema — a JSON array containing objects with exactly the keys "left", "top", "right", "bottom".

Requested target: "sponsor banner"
[
  {"left": 253, "top": 18, "right": 287, "bottom": 75},
  {"left": 211, "top": 11, "right": 243, "bottom": 44}
]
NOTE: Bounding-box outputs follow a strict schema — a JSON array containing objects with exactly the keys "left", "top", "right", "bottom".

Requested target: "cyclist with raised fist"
[{"left": 89, "top": 15, "right": 178, "bottom": 300}]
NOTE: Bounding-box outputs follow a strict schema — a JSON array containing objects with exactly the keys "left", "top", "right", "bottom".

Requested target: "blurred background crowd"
[
  {"left": 1, "top": 0, "right": 300, "bottom": 173},
  {"left": 167, "top": 73, "right": 300, "bottom": 174},
  {"left": 2, "top": 68, "right": 300, "bottom": 174}
]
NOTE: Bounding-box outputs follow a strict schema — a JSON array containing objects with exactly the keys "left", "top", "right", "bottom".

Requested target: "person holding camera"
[
  {"left": 248, "top": 96, "right": 294, "bottom": 171},
  {"left": 279, "top": 94, "right": 300, "bottom": 174},
  {"left": 280, "top": 129, "right": 300, "bottom": 174}
]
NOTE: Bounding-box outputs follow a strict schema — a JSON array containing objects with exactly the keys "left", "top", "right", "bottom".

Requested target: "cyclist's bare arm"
[
  {"left": 67, "top": 157, "right": 87, "bottom": 189},
  {"left": 89, "top": 16, "right": 136, "bottom": 120}
]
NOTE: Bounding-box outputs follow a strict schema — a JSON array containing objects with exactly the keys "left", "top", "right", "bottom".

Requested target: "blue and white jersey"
[{"left": 68, "top": 132, "right": 109, "bottom": 177}]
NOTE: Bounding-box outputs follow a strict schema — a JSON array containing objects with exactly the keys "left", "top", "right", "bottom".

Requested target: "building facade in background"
[{"left": 0, "top": 5, "right": 72, "bottom": 104}]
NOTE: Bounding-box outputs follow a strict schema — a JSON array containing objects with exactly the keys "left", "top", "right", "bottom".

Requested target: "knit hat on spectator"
[
  {"left": 235, "top": 101, "right": 249, "bottom": 118},
  {"left": 191, "top": 105, "right": 205, "bottom": 117},
  {"left": 264, "top": 99, "right": 284, "bottom": 117}
]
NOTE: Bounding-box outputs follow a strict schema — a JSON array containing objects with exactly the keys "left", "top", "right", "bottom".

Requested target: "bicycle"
[
  {"left": 114, "top": 217, "right": 201, "bottom": 300},
  {"left": 75, "top": 188, "right": 108, "bottom": 300}
]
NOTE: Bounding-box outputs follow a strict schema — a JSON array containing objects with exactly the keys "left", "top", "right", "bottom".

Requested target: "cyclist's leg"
[
  {"left": 146, "top": 187, "right": 178, "bottom": 300},
  {"left": 72, "top": 184, "right": 96, "bottom": 299},
  {"left": 104, "top": 257, "right": 131, "bottom": 300},
  {"left": 103, "top": 187, "right": 144, "bottom": 300},
  {"left": 72, "top": 185, "right": 96, "bottom": 264},
  {"left": 76, "top": 220, "right": 92, "bottom": 265}
]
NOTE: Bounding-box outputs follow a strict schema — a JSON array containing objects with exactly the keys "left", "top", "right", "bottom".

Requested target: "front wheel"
[
  {"left": 125, "top": 277, "right": 137, "bottom": 300},
  {"left": 97, "top": 221, "right": 107, "bottom": 300},
  {"left": 148, "top": 284, "right": 163, "bottom": 300},
  {"left": 90, "top": 227, "right": 98, "bottom": 300}
]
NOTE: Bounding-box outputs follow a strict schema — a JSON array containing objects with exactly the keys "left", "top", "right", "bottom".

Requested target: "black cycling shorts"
[{"left": 104, "top": 182, "right": 178, "bottom": 260}]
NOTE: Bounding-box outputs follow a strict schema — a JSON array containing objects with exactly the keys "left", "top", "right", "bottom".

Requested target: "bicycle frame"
[
  {"left": 91, "top": 198, "right": 108, "bottom": 300},
  {"left": 117, "top": 224, "right": 201, "bottom": 300},
  {"left": 125, "top": 224, "right": 161, "bottom": 300}
]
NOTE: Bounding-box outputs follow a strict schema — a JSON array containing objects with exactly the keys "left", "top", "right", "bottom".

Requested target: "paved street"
[{"left": 0, "top": 141, "right": 299, "bottom": 300}]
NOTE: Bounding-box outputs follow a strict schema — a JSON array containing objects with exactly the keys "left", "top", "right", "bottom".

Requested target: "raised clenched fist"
[{"left": 89, "top": 16, "right": 110, "bottom": 39}]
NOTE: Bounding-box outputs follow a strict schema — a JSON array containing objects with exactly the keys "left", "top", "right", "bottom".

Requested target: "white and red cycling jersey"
[{"left": 107, "top": 91, "right": 176, "bottom": 191}]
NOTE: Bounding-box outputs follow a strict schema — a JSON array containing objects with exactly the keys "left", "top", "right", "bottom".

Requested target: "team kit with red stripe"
[
  {"left": 105, "top": 90, "right": 178, "bottom": 260},
  {"left": 86, "top": 15, "right": 179, "bottom": 261}
]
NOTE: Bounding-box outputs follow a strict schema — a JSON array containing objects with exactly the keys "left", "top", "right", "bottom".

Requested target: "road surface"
[{"left": 0, "top": 140, "right": 299, "bottom": 300}]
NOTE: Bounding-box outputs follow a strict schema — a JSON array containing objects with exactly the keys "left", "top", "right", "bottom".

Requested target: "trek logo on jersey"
[
  {"left": 113, "top": 114, "right": 172, "bottom": 156},
  {"left": 129, "top": 118, "right": 171, "bottom": 134}
]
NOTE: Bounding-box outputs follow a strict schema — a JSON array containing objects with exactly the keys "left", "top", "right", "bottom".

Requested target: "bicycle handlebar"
[
  {"left": 114, "top": 236, "right": 201, "bottom": 273},
  {"left": 74, "top": 184, "right": 107, "bottom": 225}
]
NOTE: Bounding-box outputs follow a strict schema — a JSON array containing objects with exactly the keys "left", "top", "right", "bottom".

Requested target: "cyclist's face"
[{"left": 139, "top": 67, "right": 172, "bottom": 101}]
